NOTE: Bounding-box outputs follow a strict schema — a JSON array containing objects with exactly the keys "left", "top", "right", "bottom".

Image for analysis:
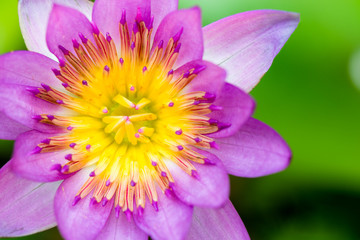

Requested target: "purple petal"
[
  {"left": 152, "top": 7, "right": 203, "bottom": 68},
  {"left": 210, "top": 118, "right": 292, "bottom": 177},
  {"left": 55, "top": 168, "right": 113, "bottom": 240},
  {"left": 207, "top": 83, "right": 255, "bottom": 138},
  {"left": 151, "top": 0, "right": 178, "bottom": 34},
  {"left": 0, "top": 162, "right": 61, "bottom": 237},
  {"left": 0, "top": 51, "right": 62, "bottom": 88},
  {"left": 46, "top": 4, "right": 95, "bottom": 60},
  {"left": 93, "top": 0, "right": 151, "bottom": 53},
  {"left": 203, "top": 10, "right": 299, "bottom": 92},
  {"left": 134, "top": 189, "right": 193, "bottom": 240},
  {"left": 176, "top": 60, "right": 226, "bottom": 97},
  {"left": 19, "top": 0, "right": 93, "bottom": 58},
  {"left": 166, "top": 149, "right": 229, "bottom": 208},
  {"left": 95, "top": 209, "right": 148, "bottom": 240},
  {"left": 0, "top": 83, "right": 65, "bottom": 133},
  {"left": 0, "top": 112, "right": 30, "bottom": 140},
  {"left": 186, "top": 200, "right": 250, "bottom": 240},
  {"left": 11, "top": 130, "right": 71, "bottom": 182}
]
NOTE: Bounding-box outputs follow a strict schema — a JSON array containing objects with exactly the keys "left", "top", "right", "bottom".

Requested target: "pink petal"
[
  {"left": 93, "top": 0, "right": 151, "bottom": 53},
  {"left": 176, "top": 60, "right": 226, "bottom": 96},
  {"left": 0, "top": 51, "right": 62, "bottom": 89},
  {"left": 166, "top": 149, "right": 229, "bottom": 208},
  {"left": 186, "top": 200, "right": 250, "bottom": 240},
  {"left": 19, "top": 0, "right": 93, "bottom": 59},
  {"left": 152, "top": 7, "right": 203, "bottom": 69},
  {"left": 151, "top": 0, "right": 178, "bottom": 35},
  {"left": 211, "top": 118, "right": 292, "bottom": 177},
  {"left": 0, "top": 83, "right": 64, "bottom": 133},
  {"left": 207, "top": 83, "right": 255, "bottom": 138},
  {"left": 0, "top": 112, "right": 30, "bottom": 140},
  {"left": 11, "top": 130, "right": 71, "bottom": 182},
  {"left": 203, "top": 10, "right": 299, "bottom": 92},
  {"left": 55, "top": 168, "right": 113, "bottom": 240},
  {"left": 134, "top": 190, "right": 193, "bottom": 240},
  {"left": 95, "top": 209, "right": 148, "bottom": 240},
  {"left": 46, "top": 4, "right": 95, "bottom": 60},
  {"left": 0, "top": 162, "right": 60, "bottom": 237}
]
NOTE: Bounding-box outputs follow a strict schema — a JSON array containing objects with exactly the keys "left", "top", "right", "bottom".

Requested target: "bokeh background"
[{"left": 1, "top": 0, "right": 360, "bottom": 239}]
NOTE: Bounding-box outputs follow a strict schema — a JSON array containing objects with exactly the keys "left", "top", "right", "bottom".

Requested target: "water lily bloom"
[{"left": 0, "top": 0, "right": 298, "bottom": 239}]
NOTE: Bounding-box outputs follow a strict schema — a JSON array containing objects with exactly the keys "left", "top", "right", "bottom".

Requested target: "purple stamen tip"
[
  {"left": 59, "top": 58, "right": 66, "bottom": 67},
  {"left": 101, "top": 197, "right": 109, "bottom": 207},
  {"left": 61, "top": 165, "right": 69, "bottom": 173},
  {"left": 130, "top": 180, "right": 136, "bottom": 187},
  {"left": 130, "top": 86, "right": 135, "bottom": 91},
  {"left": 194, "top": 137, "right": 201, "bottom": 143},
  {"left": 72, "top": 38, "right": 80, "bottom": 49},
  {"left": 50, "top": 164, "right": 62, "bottom": 172},
  {"left": 210, "top": 141, "right": 219, "bottom": 149},
  {"left": 52, "top": 68, "right": 61, "bottom": 76},
  {"left": 115, "top": 206, "right": 121, "bottom": 218},
  {"left": 89, "top": 171, "right": 96, "bottom": 177},
  {"left": 72, "top": 195, "right": 81, "bottom": 206},
  {"left": 217, "top": 122, "right": 232, "bottom": 131},
  {"left": 56, "top": 100, "right": 64, "bottom": 104},
  {"left": 138, "top": 206, "right": 144, "bottom": 217},
  {"left": 161, "top": 171, "right": 167, "bottom": 177},
  {"left": 173, "top": 28, "right": 184, "bottom": 42},
  {"left": 90, "top": 197, "right": 98, "bottom": 206},
  {"left": 168, "top": 182, "right": 175, "bottom": 189},
  {"left": 119, "top": 58, "right": 124, "bottom": 65},
  {"left": 79, "top": 33, "right": 88, "bottom": 43},
  {"left": 174, "top": 43, "right": 181, "bottom": 53},
  {"left": 67, "top": 126, "right": 74, "bottom": 131},
  {"left": 204, "top": 92, "right": 216, "bottom": 100},
  {"left": 191, "top": 170, "right": 200, "bottom": 180},
  {"left": 143, "top": 66, "right": 147, "bottom": 72},
  {"left": 31, "top": 146, "right": 42, "bottom": 154},
  {"left": 152, "top": 201, "right": 159, "bottom": 211},
  {"left": 120, "top": 9, "right": 127, "bottom": 24},
  {"left": 158, "top": 40, "right": 164, "bottom": 49},
  {"left": 183, "top": 71, "right": 190, "bottom": 78},
  {"left": 58, "top": 45, "right": 70, "bottom": 55},
  {"left": 131, "top": 42, "right": 135, "bottom": 50},
  {"left": 133, "top": 23, "right": 139, "bottom": 34},
  {"left": 209, "top": 104, "right": 223, "bottom": 111},
  {"left": 168, "top": 102, "right": 174, "bottom": 107},
  {"left": 104, "top": 65, "right": 110, "bottom": 72},
  {"left": 175, "top": 129, "right": 182, "bottom": 135},
  {"left": 62, "top": 83, "right": 69, "bottom": 88},
  {"left": 41, "top": 83, "right": 51, "bottom": 91},
  {"left": 26, "top": 87, "right": 40, "bottom": 95},
  {"left": 82, "top": 80, "right": 88, "bottom": 86},
  {"left": 168, "top": 69, "right": 174, "bottom": 76},
  {"left": 151, "top": 161, "right": 157, "bottom": 166},
  {"left": 106, "top": 32, "right": 112, "bottom": 42},
  {"left": 208, "top": 119, "right": 218, "bottom": 125},
  {"left": 86, "top": 144, "right": 91, "bottom": 150},
  {"left": 125, "top": 209, "right": 132, "bottom": 222},
  {"left": 148, "top": 16, "right": 154, "bottom": 29},
  {"left": 135, "top": 133, "right": 140, "bottom": 138},
  {"left": 41, "top": 138, "right": 51, "bottom": 144},
  {"left": 92, "top": 23, "right": 100, "bottom": 35},
  {"left": 106, "top": 180, "right": 111, "bottom": 186},
  {"left": 65, "top": 154, "right": 72, "bottom": 161},
  {"left": 32, "top": 115, "right": 42, "bottom": 121},
  {"left": 47, "top": 115, "right": 55, "bottom": 120},
  {"left": 193, "top": 65, "right": 207, "bottom": 75},
  {"left": 135, "top": 7, "right": 142, "bottom": 22},
  {"left": 177, "top": 145, "right": 184, "bottom": 151},
  {"left": 193, "top": 100, "right": 200, "bottom": 105},
  {"left": 204, "top": 158, "right": 215, "bottom": 165},
  {"left": 69, "top": 143, "right": 76, "bottom": 148}
]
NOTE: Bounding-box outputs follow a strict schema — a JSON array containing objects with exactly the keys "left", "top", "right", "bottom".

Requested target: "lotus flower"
[{"left": 0, "top": 0, "right": 299, "bottom": 239}]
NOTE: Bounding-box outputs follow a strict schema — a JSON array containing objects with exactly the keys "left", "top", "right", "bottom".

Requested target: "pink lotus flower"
[{"left": 0, "top": 0, "right": 298, "bottom": 239}]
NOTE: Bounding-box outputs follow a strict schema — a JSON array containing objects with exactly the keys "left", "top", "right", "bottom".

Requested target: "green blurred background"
[{"left": 1, "top": 0, "right": 360, "bottom": 239}]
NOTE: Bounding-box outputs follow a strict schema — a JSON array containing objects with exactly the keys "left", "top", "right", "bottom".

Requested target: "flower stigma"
[{"left": 29, "top": 9, "right": 229, "bottom": 217}]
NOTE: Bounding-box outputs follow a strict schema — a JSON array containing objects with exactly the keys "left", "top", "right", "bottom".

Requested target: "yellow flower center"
[{"left": 31, "top": 14, "right": 223, "bottom": 215}]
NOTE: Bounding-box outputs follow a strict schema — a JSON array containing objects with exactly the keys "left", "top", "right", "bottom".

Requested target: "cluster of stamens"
[{"left": 28, "top": 8, "right": 230, "bottom": 218}]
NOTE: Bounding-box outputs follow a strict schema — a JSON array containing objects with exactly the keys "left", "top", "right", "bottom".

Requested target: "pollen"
[{"left": 29, "top": 9, "right": 229, "bottom": 216}]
